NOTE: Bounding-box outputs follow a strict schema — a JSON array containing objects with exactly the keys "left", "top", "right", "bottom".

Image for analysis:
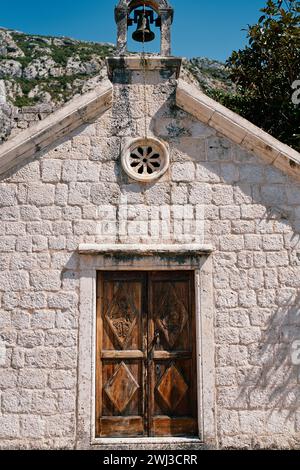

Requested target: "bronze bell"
[{"left": 132, "top": 11, "right": 155, "bottom": 43}]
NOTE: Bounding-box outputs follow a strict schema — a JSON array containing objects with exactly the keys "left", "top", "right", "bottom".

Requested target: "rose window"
[{"left": 121, "top": 137, "right": 169, "bottom": 182}]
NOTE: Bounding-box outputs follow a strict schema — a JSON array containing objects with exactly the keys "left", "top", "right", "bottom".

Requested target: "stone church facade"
[{"left": 0, "top": 0, "right": 300, "bottom": 450}]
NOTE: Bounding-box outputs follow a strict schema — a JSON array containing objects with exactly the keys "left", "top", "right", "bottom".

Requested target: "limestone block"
[
  {"left": 20, "top": 205, "right": 40, "bottom": 221},
  {"left": 0, "top": 186, "right": 16, "bottom": 207},
  {"left": 18, "top": 369, "right": 47, "bottom": 389},
  {"left": 48, "top": 370, "right": 76, "bottom": 390},
  {"left": 220, "top": 206, "right": 240, "bottom": 220},
  {"left": 239, "top": 411, "right": 266, "bottom": 434},
  {"left": 248, "top": 269, "right": 264, "bottom": 289},
  {"left": 0, "top": 206, "right": 20, "bottom": 221},
  {"left": 11, "top": 347, "right": 25, "bottom": 369},
  {"left": 0, "top": 370, "right": 17, "bottom": 388},
  {"left": 239, "top": 290, "right": 257, "bottom": 308},
  {"left": 77, "top": 161, "right": 99, "bottom": 182},
  {"left": 18, "top": 331, "right": 44, "bottom": 349},
  {"left": 31, "top": 390, "right": 58, "bottom": 415},
  {"left": 234, "top": 184, "right": 253, "bottom": 205},
  {"left": 47, "top": 292, "right": 78, "bottom": 310},
  {"left": 261, "top": 185, "right": 287, "bottom": 205},
  {"left": 2, "top": 389, "right": 32, "bottom": 413},
  {"left": 215, "top": 327, "right": 239, "bottom": 345},
  {"left": 257, "top": 289, "right": 276, "bottom": 307},
  {"left": 220, "top": 163, "right": 239, "bottom": 184},
  {"left": 241, "top": 204, "right": 266, "bottom": 220},
  {"left": 30, "top": 271, "right": 61, "bottom": 291},
  {"left": 215, "top": 290, "right": 238, "bottom": 308},
  {"left": 46, "top": 413, "right": 75, "bottom": 437},
  {"left": 57, "top": 390, "right": 76, "bottom": 413},
  {"left": 171, "top": 162, "right": 195, "bottom": 182},
  {"left": 196, "top": 162, "right": 220, "bottom": 183},
  {"left": 265, "top": 411, "right": 295, "bottom": 434},
  {"left": 49, "top": 236, "right": 66, "bottom": 250},
  {"left": 44, "top": 331, "right": 77, "bottom": 348},
  {"left": 244, "top": 235, "right": 262, "bottom": 251},
  {"left": 62, "top": 161, "right": 78, "bottom": 182},
  {"left": 239, "top": 327, "right": 262, "bottom": 345},
  {"left": 68, "top": 183, "right": 90, "bottom": 206},
  {"left": 144, "top": 184, "right": 170, "bottom": 205},
  {"left": 56, "top": 347, "right": 77, "bottom": 370},
  {"left": 54, "top": 184, "right": 68, "bottom": 206},
  {"left": 25, "top": 348, "right": 57, "bottom": 368},
  {"left": 52, "top": 222, "right": 73, "bottom": 236},
  {"left": 0, "top": 415, "right": 20, "bottom": 438},
  {"left": 229, "top": 309, "right": 250, "bottom": 328},
  {"left": 11, "top": 311, "right": 30, "bottom": 329},
  {"left": 212, "top": 185, "right": 234, "bottom": 205},
  {"left": 20, "top": 292, "right": 47, "bottom": 309},
  {"left": 262, "top": 235, "right": 284, "bottom": 251},
  {"left": 0, "top": 236, "right": 16, "bottom": 253},
  {"left": 27, "top": 184, "right": 55, "bottom": 206},
  {"left": 0, "top": 271, "right": 29, "bottom": 291},
  {"left": 286, "top": 185, "right": 300, "bottom": 205},
  {"left": 217, "top": 386, "right": 248, "bottom": 409},
  {"left": 8, "top": 161, "right": 40, "bottom": 183},
  {"left": 20, "top": 415, "right": 45, "bottom": 439},
  {"left": 56, "top": 310, "right": 78, "bottom": 329},
  {"left": 220, "top": 235, "right": 244, "bottom": 252},
  {"left": 31, "top": 311, "right": 56, "bottom": 329},
  {"left": 266, "top": 251, "right": 289, "bottom": 267},
  {"left": 41, "top": 160, "right": 62, "bottom": 182},
  {"left": 207, "top": 137, "right": 232, "bottom": 162},
  {"left": 232, "top": 220, "right": 255, "bottom": 235},
  {"left": 216, "top": 367, "right": 236, "bottom": 387},
  {"left": 218, "top": 410, "right": 240, "bottom": 436},
  {"left": 240, "top": 165, "right": 264, "bottom": 183},
  {"left": 189, "top": 184, "right": 212, "bottom": 204},
  {"left": 217, "top": 346, "right": 248, "bottom": 368},
  {"left": 90, "top": 183, "right": 120, "bottom": 205}
]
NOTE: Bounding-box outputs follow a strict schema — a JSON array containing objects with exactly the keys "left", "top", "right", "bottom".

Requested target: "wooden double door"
[{"left": 96, "top": 271, "right": 198, "bottom": 438}]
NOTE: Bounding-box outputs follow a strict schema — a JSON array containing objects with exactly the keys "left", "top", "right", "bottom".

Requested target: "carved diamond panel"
[
  {"left": 105, "top": 283, "right": 139, "bottom": 349},
  {"left": 156, "top": 284, "right": 188, "bottom": 348},
  {"left": 104, "top": 362, "right": 140, "bottom": 413},
  {"left": 156, "top": 364, "right": 188, "bottom": 412}
]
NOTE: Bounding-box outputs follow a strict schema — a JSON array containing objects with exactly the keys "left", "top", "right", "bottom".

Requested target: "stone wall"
[{"left": 0, "top": 65, "right": 300, "bottom": 449}]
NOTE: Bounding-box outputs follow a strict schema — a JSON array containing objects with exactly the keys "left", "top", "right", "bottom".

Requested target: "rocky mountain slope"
[{"left": 0, "top": 28, "right": 234, "bottom": 143}]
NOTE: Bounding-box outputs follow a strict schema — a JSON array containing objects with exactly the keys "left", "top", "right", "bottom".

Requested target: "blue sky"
[{"left": 0, "top": 0, "right": 266, "bottom": 61}]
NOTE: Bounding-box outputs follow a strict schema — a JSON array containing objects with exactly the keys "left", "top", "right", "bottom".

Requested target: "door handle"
[{"left": 149, "top": 330, "right": 160, "bottom": 357}]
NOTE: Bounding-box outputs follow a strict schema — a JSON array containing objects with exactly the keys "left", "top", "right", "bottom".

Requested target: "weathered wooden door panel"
[
  {"left": 148, "top": 272, "right": 197, "bottom": 437},
  {"left": 96, "top": 272, "right": 147, "bottom": 437},
  {"left": 96, "top": 271, "right": 197, "bottom": 438}
]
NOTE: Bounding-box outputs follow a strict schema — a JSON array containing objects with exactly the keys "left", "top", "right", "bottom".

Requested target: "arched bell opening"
[
  {"left": 115, "top": 0, "right": 174, "bottom": 56},
  {"left": 127, "top": 5, "right": 161, "bottom": 55}
]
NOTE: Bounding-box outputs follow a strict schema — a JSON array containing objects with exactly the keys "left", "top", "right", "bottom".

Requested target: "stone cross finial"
[{"left": 115, "top": 0, "right": 174, "bottom": 56}]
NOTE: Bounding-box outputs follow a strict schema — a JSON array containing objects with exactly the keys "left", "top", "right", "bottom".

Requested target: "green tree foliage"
[{"left": 215, "top": 0, "right": 300, "bottom": 151}]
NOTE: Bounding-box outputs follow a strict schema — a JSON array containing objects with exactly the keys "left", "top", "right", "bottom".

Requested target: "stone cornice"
[
  {"left": 0, "top": 80, "right": 113, "bottom": 176},
  {"left": 78, "top": 243, "right": 214, "bottom": 256},
  {"left": 176, "top": 79, "right": 300, "bottom": 180},
  {"left": 106, "top": 56, "right": 182, "bottom": 80}
]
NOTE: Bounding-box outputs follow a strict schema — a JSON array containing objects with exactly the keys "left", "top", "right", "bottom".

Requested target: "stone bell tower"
[
  {"left": 107, "top": 0, "right": 181, "bottom": 185},
  {"left": 115, "top": 0, "right": 174, "bottom": 56}
]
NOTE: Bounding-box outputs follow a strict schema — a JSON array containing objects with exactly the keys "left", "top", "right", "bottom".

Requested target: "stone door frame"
[{"left": 76, "top": 246, "right": 216, "bottom": 449}]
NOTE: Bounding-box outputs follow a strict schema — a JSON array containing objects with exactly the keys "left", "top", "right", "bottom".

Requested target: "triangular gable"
[
  {"left": 0, "top": 80, "right": 113, "bottom": 175},
  {"left": 0, "top": 76, "right": 299, "bottom": 179},
  {"left": 176, "top": 79, "right": 300, "bottom": 179}
]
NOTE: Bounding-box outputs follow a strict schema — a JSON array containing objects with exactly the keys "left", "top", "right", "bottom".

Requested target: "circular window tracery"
[{"left": 122, "top": 138, "right": 169, "bottom": 182}]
